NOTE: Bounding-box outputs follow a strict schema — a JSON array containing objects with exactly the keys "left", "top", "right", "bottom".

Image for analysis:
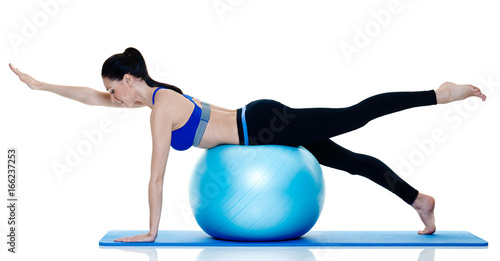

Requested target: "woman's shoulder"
[
  {"left": 155, "top": 87, "right": 184, "bottom": 99},
  {"left": 154, "top": 88, "right": 186, "bottom": 105},
  {"left": 150, "top": 88, "right": 191, "bottom": 121}
]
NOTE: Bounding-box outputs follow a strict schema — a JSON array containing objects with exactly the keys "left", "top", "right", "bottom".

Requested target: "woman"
[{"left": 9, "top": 47, "right": 487, "bottom": 242}]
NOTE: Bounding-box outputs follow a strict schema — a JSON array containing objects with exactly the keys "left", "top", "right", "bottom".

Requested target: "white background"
[{"left": 1, "top": 0, "right": 499, "bottom": 260}]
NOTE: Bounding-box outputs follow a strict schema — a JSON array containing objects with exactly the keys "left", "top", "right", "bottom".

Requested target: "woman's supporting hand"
[
  {"left": 9, "top": 63, "right": 44, "bottom": 90},
  {"left": 114, "top": 232, "right": 157, "bottom": 243}
]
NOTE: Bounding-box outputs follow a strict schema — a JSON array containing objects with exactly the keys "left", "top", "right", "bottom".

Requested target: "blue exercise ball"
[{"left": 189, "top": 144, "right": 325, "bottom": 241}]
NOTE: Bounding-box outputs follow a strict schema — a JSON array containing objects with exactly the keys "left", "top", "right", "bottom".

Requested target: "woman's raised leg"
[
  {"left": 267, "top": 83, "right": 486, "bottom": 147},
  {"left": 269, "top": 90, "right": 438, "bottom": 146}
]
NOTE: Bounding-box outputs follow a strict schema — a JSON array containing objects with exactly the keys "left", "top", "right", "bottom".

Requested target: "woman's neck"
[{"left": 134, "top": 81, "right": 155, "bottom": 108}]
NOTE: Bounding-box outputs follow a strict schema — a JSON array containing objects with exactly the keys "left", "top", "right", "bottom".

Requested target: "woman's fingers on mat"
[
  {"left": 114, "top": 233, "right": 155, "bottom": 242},
  {"left": 114, "top": 237, "right": 129, "bottom": 242}
]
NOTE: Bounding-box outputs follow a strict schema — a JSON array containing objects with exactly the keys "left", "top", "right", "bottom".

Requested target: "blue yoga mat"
[{"left": 99, "top": 230, "right": 487, "bottom": 247}]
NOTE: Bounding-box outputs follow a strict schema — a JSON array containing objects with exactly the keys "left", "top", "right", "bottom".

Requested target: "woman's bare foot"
[
  {"left": 412, "top": 193, "right": 436, "bottom": 235},
  {"left": 435, "top": 82, "right": 487, "bottom": 104}
]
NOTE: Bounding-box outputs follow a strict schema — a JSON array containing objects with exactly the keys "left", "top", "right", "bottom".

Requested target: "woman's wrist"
[
  {"left": 148, "top": 230, "right": 158, "bottom": 237},
  {"left": 38, "top": 81, "right": 48, "bottom": 91}
]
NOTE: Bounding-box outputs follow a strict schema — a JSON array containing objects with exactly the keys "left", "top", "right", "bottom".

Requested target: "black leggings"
[{"left": 236, "top": 90, "right": 437, "bottom": 205}]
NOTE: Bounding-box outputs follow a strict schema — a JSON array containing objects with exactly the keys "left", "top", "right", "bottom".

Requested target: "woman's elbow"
[{"left": 149, "top": 177, "right": 164, "bottom": 186}]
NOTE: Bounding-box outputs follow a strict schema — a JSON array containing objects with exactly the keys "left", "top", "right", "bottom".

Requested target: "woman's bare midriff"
[{"left": 191, "top": 99, "right": 240, "bottom": 149}]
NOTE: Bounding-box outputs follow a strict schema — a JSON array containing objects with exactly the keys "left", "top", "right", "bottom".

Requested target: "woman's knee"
[{"left": 304, "top": 141, "right": 366, "bottom": 174}]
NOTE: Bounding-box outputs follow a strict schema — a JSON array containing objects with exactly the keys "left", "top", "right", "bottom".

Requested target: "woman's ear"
[{"left": 123, "top": 74, "right": 134, "bottom": 87}]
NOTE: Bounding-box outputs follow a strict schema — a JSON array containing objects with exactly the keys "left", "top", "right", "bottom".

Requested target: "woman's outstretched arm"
[
  {"left": 114, "top": 102, "right": 174, "bottom": 242},
  {"left": 9, "top": 63, "right": 144, "bottom": 108}
]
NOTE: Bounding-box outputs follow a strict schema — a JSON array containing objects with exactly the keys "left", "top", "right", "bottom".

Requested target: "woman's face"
[{"left": 102, "top": 75, "right": 135, "bottom": 108}]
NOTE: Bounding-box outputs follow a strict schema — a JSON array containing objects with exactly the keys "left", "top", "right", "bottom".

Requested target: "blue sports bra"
[{"left": 152, "top": 87, "right": 206, "bottom": 151}]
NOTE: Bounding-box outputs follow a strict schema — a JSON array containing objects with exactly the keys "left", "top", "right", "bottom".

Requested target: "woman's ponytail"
[{"left": 102, "top": 47, "right": 183, "bottom": 94}]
